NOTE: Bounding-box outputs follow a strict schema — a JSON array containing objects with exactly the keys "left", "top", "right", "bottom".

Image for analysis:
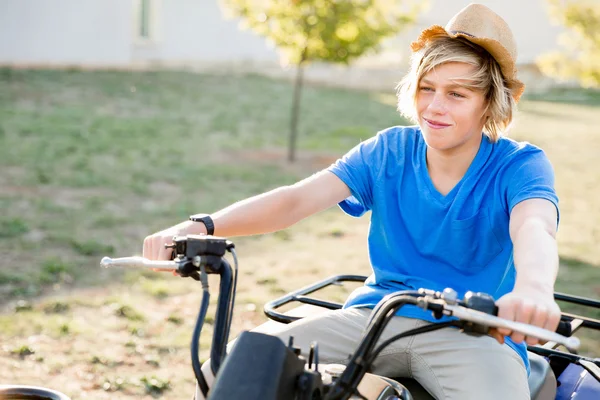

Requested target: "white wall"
[
  {"left": 0, "top": 0, "right": 563, "bottom": 73},
  {"left": 0, "top": 0, "right": 132, "bottom": 65},
  {"left": 132, "top": 0, "right": 279, "bottom": 65}
]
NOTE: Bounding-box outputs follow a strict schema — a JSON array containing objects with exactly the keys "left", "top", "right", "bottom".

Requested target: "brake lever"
[{"left": 444, "top": 303, "right": 581, "bottom": 351}]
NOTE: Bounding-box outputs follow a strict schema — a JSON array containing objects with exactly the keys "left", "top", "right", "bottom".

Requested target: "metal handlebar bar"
[{"left": 100, "top": 256, "right": 183, "bottom": 271}]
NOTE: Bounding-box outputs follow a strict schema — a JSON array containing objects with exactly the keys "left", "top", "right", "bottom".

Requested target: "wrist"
[
  {"left": 513, "top": 278, "right": 554, "bottom": 297},
  {"left": 174, "top": 220, "right": 205, "bottom": 236},
  {"left": 186, "top": 220, "right": 207, "bottom": 235}
]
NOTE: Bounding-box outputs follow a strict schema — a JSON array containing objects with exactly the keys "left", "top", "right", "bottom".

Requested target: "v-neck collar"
[{"left": 418, "top": 130, "right": 490, "bottom": 205}]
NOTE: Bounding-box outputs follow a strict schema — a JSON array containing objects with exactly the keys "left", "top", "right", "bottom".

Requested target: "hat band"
[{"left": 450, "top": 30, "right": 476, "bottom": 38}]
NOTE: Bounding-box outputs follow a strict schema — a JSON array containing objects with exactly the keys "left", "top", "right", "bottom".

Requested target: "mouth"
[{"left": 423, "top": 118, "right": 451, "bottom": 130}]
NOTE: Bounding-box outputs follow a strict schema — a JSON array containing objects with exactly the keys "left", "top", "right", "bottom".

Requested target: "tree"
[
  {"left": 220, "top": 0, "right": 424, "bottom": 162},
  {"left": 538, "top": 0, "right": 600, "bottom": 88}
]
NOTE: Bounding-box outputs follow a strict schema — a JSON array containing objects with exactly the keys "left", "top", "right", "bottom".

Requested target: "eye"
[
  {"left": 450, "top": 92, "right": 466, "bottom": 98},
  {"left": 419, "top": 86, "right": 433, "bottom": 92}
]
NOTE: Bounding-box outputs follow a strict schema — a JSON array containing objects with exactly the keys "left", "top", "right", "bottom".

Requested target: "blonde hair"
[{"left": 396, "top": 34, "right": 516, "bottom": 142}]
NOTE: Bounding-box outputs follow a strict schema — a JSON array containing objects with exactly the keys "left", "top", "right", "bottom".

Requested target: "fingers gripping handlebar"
[
  {"left": 102, "top": 234, "right": 235, "bottom": 278},
  {"left": 425, "top": 288, "right": 578, "bottom": 348}
]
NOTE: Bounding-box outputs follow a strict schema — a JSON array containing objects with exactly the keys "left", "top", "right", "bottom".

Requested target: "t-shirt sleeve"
[
  {"left": 327, "top": 131, "right": 388, "bottom": 217},
  {"left": 504, "top": 148, "right": 559, "bottom": 222}
]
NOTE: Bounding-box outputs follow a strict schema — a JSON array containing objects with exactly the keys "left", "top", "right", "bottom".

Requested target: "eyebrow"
[{"left": 420, "top": 78, "right": 474, "bottom": 91}]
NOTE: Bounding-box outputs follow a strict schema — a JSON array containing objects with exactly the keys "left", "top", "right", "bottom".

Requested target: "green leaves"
[
  {"left": 221, "top": 0, "right": 424, "bottom": 65},
  {"left": 538, "top": 0, "right": 600, "bottom": 88}
]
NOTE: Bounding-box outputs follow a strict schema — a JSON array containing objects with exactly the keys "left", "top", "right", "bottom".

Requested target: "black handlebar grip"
[{"left": 556, "top": 320, "right": 572, "bottom": 337}]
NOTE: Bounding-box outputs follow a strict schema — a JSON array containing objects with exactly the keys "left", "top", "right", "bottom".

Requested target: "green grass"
[
  {"left": 0, "top": 217, "right": 29, "bottom": 238},
  {"left": 10, "top": 345, "right": 35, "bottom": 358},
  {"left": 110, "top": 303, "right": 146, "bottom": 322},
  {"left": 38, "top": 258, "right": 73, "bottom": 284},
  {"left": 0, "top": 69, "right": 406, "bottom": 301},
  {"left": 0, "top": 69, "right": 599, "bottom": 399}
]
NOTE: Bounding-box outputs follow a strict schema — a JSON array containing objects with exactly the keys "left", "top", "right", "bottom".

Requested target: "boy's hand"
[
  {"left": 489, "top": 287, "right": 561, "bottom": 345},
  {"left": 143, "top": 220, "right": 203, "bottom": 261}
]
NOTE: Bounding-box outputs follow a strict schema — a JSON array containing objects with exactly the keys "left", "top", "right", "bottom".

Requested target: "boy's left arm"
[{"left": 491, "top": 198, "right": 562, "bottom": 345}]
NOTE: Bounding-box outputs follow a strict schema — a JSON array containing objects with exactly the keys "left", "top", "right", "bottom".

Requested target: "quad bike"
[{"left": 1, "top": 235, "right": 598, "bottom": 399}]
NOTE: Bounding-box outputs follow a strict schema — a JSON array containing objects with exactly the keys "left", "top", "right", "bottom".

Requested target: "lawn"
[{"left": 0, "top": 69, "right": 598, "bottom": 399}]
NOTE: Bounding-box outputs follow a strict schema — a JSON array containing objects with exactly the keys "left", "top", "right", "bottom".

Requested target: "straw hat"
[{"left": 410, "top": 3, "right": 525, "bottom": 102}]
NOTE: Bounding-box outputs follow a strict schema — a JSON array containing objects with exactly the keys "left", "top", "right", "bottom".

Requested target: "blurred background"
[{"left": 0, "top": 0, "right": 598, "bottom": 398}]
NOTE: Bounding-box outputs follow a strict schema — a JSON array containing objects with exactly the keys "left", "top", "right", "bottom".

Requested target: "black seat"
[{"left": 392, "top": 351, "right": 556, "bottom": 399}]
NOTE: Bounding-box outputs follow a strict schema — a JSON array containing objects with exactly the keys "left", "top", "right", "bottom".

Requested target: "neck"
[{"left": 426, "top": 136, "right": 482, "bottom": 180}]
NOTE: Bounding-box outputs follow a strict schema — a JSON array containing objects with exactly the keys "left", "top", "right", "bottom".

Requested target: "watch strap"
[{"left": 189, "top": 214, "right": 215, "bottom": 235}]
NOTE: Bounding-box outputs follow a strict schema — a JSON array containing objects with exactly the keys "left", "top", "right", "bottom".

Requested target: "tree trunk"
[{"left": 288, "top": 61, "right": 305, "bottom": 163}]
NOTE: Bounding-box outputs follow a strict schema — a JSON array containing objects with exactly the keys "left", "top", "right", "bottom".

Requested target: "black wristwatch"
[{"left": 189, "top": 214, "right": 215, "bottom": 235}]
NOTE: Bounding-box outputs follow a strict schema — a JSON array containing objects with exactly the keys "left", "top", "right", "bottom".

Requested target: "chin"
[{"left": 420, "top": 126, "right": 457, "bottom": 151}]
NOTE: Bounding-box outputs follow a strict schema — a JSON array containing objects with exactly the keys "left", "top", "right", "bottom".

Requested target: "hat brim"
[{"left": 410, "top": 25, "right": 525, "bottom": 102}]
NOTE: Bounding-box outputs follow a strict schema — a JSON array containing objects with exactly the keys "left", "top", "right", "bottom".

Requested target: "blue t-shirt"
[{"left": 327, "top": 125, "right": 559, "bottom": 373}]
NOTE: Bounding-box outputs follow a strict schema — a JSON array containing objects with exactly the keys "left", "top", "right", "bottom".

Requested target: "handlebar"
[
  {"left": 100, "top": 256, "right": 183, "bottom": 271},
  {"left": 104, "top": 253, "right": 580, "bottom": 368},
  {"left": 100, "top": 238, "right": 583, "bottom": 400},
  {"left": 103, "top": 256, "right": 577, "bottom": 350}
]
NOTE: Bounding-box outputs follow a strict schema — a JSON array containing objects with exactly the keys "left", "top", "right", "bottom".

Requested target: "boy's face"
[{"left": 416, "top": 62, "right": 488, "bottom": 153}]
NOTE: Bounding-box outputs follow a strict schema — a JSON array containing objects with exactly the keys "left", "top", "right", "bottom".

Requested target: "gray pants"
[{"left": 196, "top": 307, "right": 529, "bottom": 399}]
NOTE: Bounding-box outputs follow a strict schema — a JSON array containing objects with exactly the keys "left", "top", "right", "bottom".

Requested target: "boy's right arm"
[{"left": 143, "top": 170, "right": 351, "bottom": 260}]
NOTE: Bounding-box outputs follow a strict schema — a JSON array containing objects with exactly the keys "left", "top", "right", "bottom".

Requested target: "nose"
[{"left": 427, "top": 92, "right": 447, "bottom": 115}]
